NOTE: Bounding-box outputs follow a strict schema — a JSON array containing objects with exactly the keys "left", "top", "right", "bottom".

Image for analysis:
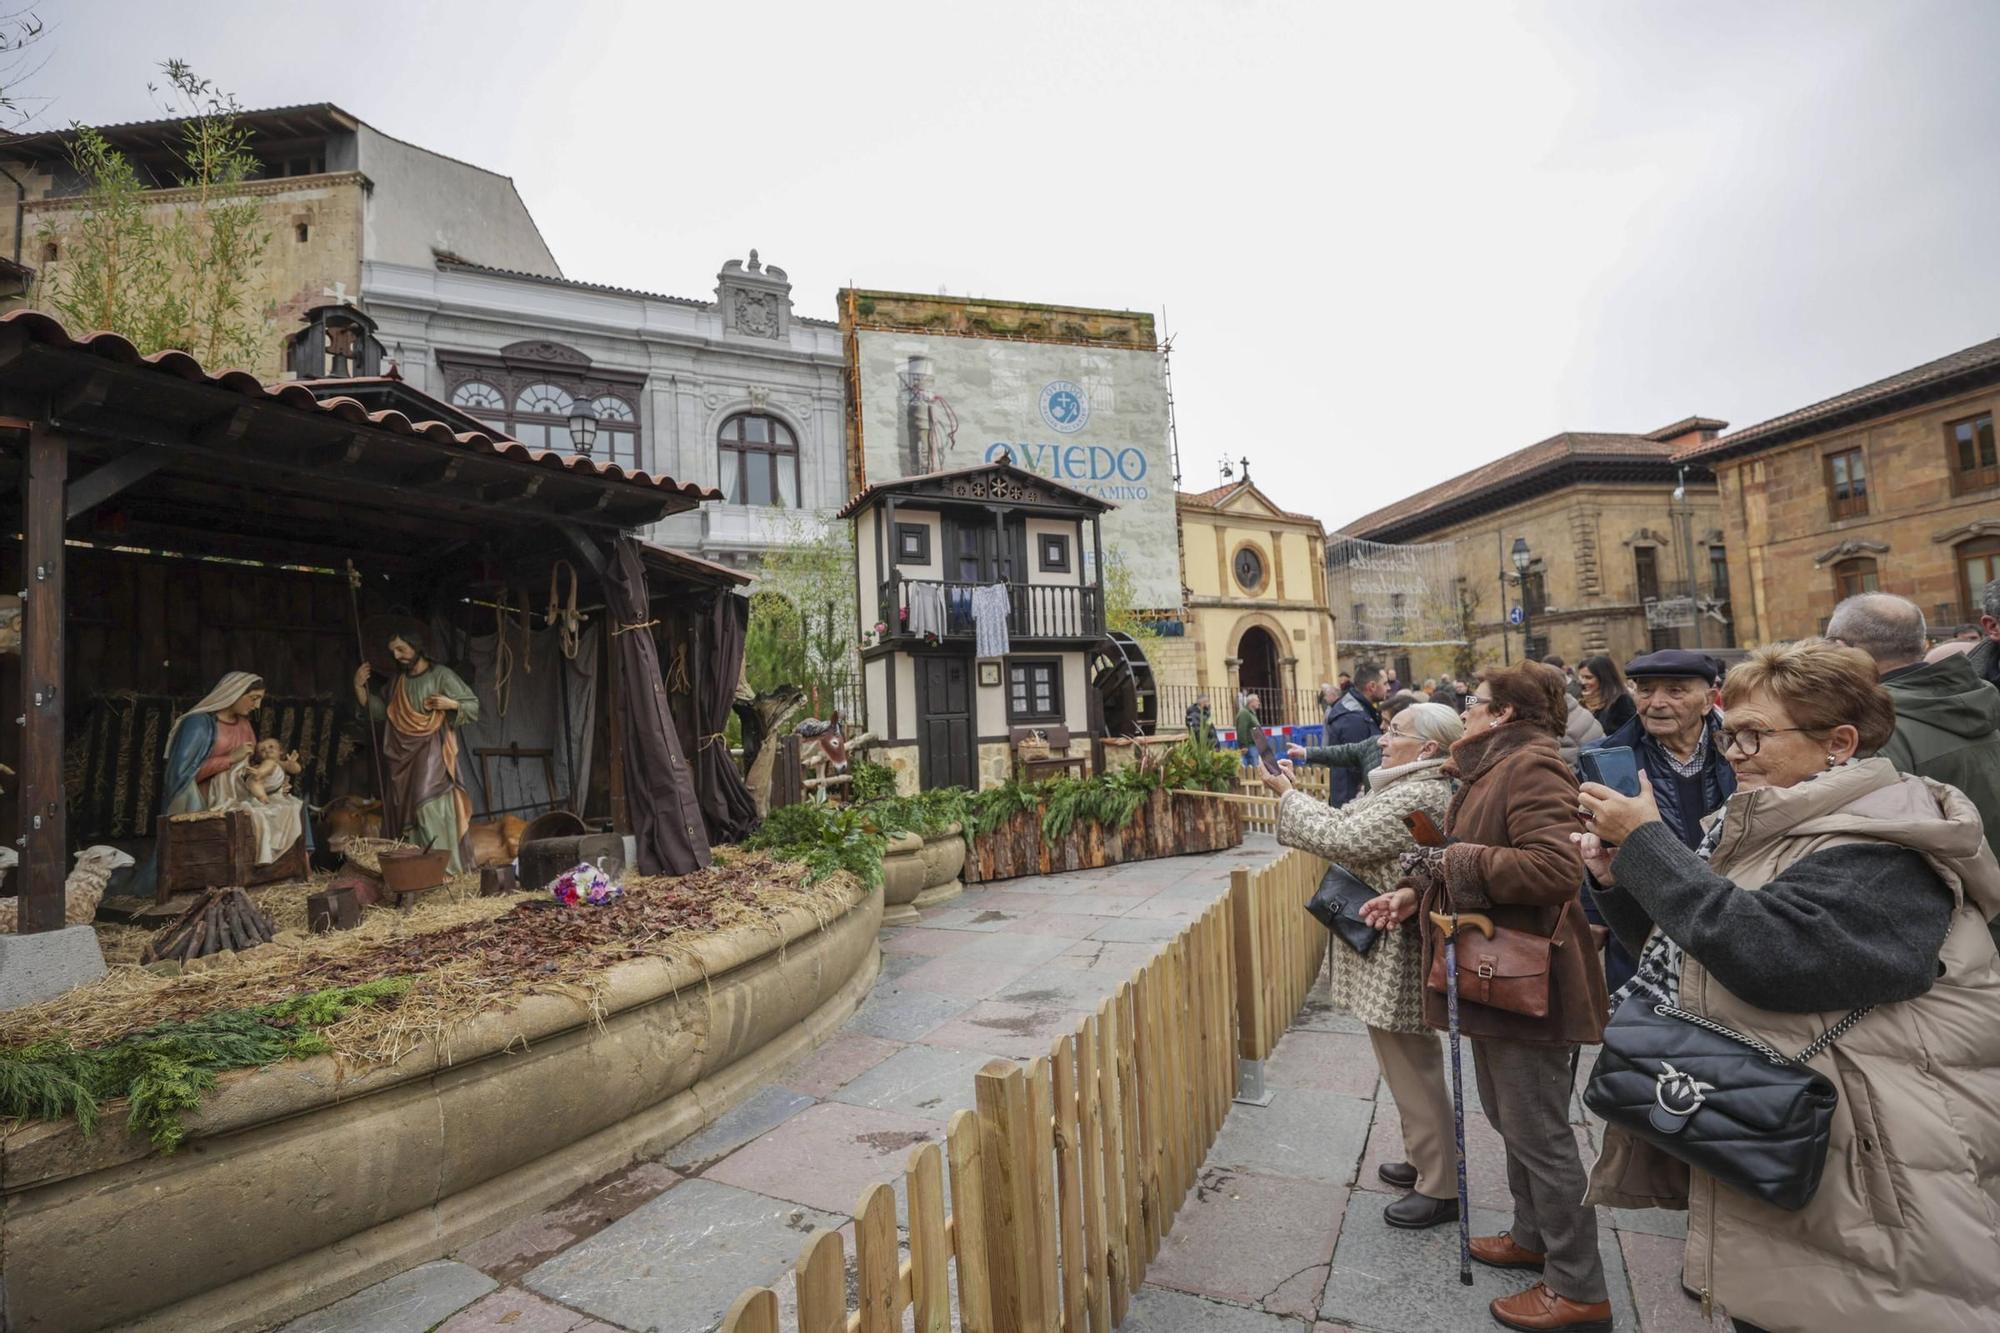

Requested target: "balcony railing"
[{"left": 879, "top": 576, "right": 1103, "bottom": 643}]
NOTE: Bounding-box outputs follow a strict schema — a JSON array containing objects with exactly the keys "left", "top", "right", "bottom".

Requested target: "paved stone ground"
[{"left": 282, "top": 836, "right": 1705, "bottom": 1333}]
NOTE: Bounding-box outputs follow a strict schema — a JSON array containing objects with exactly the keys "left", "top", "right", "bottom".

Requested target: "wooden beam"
[
  {"left": 19, "top": 424, "right": 67, "bottom": 933},
  {"left": 555, "top": 522, "right": 610, "bottom": 580},
  {"left": 65, "top": 445, "right": 171, "bottom": 520},
  {"left": 52, "top": 370, "right": 112, "bottom": 419}
]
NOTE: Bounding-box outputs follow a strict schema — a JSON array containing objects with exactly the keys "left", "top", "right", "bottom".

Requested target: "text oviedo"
[{"left": 983, "top": 440, "right": 1151, "bottom": 501}]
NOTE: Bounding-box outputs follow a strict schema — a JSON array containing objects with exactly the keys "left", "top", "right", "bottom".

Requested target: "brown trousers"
[
  {"left": 1367, "top": 1026, "right": 1457, "bottom": 1200},
  {"left": 1471, "top": 1036, "right": 1607, "bottom": 1304}
]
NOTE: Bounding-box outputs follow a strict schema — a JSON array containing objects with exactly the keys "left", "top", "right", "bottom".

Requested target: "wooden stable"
[{"left": 0, "top": 310, "right": 741, "bottom": 930}]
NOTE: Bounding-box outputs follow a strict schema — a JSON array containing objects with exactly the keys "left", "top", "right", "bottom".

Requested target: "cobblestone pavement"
[{"left": 282, "top": 835, "right": 1703, "bottom": 1333}]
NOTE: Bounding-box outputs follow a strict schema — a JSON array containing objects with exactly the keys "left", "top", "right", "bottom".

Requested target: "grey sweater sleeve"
[
  {"left": 1585, "top": 873, "right": 1657, "bottom": 956},
  {"left": 1606, "top": 822, "right": 1954, "bottom": 1013}
]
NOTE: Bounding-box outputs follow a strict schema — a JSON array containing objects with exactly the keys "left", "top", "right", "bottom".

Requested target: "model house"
[{"left": 843, "top": 463, "right": 1114, "bottom": 792}]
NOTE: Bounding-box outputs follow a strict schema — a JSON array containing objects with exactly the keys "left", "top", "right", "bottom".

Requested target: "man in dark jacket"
[
  {"left": 1830, "top": 593, "right": 2000, "bottom": 948},
  {"left": 1973, "top": 576, "right": 2000, "bottom": 691},
  {"left": 1324, "top": 662, "right": 1386, "bottom": 807},
  {"left": 1580, "top": 649, "right": 1736, "bottom": 991}
]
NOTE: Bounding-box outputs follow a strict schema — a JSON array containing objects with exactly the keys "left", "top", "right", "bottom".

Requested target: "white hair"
[{"left": 1396, "top": 701, "right": 1464, "bottom": 752}]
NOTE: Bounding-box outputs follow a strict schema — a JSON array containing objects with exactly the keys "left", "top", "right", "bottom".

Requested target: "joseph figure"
[{"left": 353, "top": 630, "right": 481, "bottom": 873}]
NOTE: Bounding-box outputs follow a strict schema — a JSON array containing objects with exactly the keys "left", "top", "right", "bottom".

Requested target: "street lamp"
[
  {"left": 1510, "top": 537, "right": 1534, "bottom": 660},
  {"left": 566, "top": 397, "right": 599, "bottom": 458}
]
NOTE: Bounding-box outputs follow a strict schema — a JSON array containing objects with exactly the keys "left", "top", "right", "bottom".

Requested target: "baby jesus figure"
[{"left": 240, "top": 738, "right": 303, "bottom": 805}]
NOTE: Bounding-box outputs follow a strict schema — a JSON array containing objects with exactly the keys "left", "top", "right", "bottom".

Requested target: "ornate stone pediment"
[
  {"left": 717, "top": 249, "right": 791, "bottom": 340},
  {"left": 1811, "top": 538, "right": 1890, "bottom": 568},
  {"left": 500, "top": 339, "right": 590, "bottom": 368},
  {"left": 1932, "top": 518, "right": 2000, "bottom": 545},
  {"left": 1621, "top": 526, "right": 1672, "bottom": 548}
]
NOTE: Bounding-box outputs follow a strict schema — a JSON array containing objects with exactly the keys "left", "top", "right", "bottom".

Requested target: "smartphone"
[
  {"left": 1251, "top": 727, "right": 1282, "bottom": 775},
  {"left": 1404, "top": 809, "right": 1450, "bottom": 847},
  {"left": 1580, "top": 746, "right": 1642, "bottom": 798}
]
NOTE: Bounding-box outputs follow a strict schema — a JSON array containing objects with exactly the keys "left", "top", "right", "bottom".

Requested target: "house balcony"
[{"left": 878, "top": 576, "right": 1104, "bottom": 645}]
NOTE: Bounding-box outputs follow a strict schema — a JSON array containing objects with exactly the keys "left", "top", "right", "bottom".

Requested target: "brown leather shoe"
[
  {"left": 1469, "top": 1232, "right": 1547, "bottom": 1270},
  {"left": 1489, "top": 1281, "right": 1613, "bottom": 1331}
]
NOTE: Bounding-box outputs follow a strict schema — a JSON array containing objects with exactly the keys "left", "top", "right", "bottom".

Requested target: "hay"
[
  {"left": 335, "top": 837, "right": 419, "bottom": 876},
  {"left": 11, "top": 854, "right": 857, "bottom": 1073}
]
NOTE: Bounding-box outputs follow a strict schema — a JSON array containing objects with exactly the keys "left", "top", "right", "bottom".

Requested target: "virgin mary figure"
[{"left": 131, "top": 672, "right": 310, "bottom": 897}]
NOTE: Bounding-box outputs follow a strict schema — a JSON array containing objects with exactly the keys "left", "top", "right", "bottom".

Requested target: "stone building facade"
[
  {"left": 1680, "top": 335, "right": 2000, "bottom": 641},
  {"left": 362, "top": 254, "right": 848, "bottom": 569},
  {"left": 1168, "top": 477, "right": 1337, "bottom": 726},
  {"left": 2, "top": 104, "right": 557, "bottom": 378},
  {"left": 1338, "top": 419, "right": 1730, "bottom": 683}
]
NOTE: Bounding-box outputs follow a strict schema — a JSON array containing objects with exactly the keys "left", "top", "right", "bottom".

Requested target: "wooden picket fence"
[
  {"left": 721, "top": 849, "right": 1327, "bottom": 1333},
  {"left": 1230, "top": 764, "right": 1329, "bottom": 835},
  {"left": 1229, "top": 849, "right": 1329, "bottom": 1062}
]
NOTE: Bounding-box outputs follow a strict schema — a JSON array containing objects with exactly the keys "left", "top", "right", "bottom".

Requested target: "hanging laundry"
[
  {"left": 906, "top": 580, "right": 949, "bottom": 641},
  {"left": 971, "top": 582, "right": 1013, "bottom": 658}
]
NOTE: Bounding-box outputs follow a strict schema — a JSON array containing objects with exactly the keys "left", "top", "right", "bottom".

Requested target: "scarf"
[
  {"left": 163, "top": 670, "right": 264, "bottom": 759},
  {"left": 1367, "top": 754, "right": 1450, "bottom": 792}
]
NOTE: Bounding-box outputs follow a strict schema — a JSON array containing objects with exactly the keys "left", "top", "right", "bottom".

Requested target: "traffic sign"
[{"left": 1507, "top": 606, "right": 1525, "bottom": 626}]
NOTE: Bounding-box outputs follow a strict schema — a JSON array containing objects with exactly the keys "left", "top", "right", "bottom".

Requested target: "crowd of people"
[{"left": 1255, "top": 581, "right": 2000, "bottom": 1333}]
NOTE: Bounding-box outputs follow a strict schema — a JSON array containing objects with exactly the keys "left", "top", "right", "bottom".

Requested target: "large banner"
[{"left": 853, "top": 328, "right": 1179, "bottom": 609}]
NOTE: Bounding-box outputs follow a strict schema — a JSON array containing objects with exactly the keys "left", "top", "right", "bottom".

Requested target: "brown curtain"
[
  {"left": 697, "top": 592, "right": 761, "bottom": 843},
  {"left": 606, "top": 536, "right": 710, "bottom": 876}
]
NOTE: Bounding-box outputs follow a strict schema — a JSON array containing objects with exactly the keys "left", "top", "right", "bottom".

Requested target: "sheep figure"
[{"left": 0, "top": 844, "right": 136, "bottom": 932}]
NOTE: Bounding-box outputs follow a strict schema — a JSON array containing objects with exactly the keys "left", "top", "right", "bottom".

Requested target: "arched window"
[
  {"left": 1958, "top": 536, "right": 2000, "bottom": 622},
  {"left": 718, "top": 413, "right": 799, "bottom": 507},
  {"left": 1833, "top": 556, "right": 1880, "bottom": 599},
  {"left": 449, "top": 380, "right": 507, "bottom": 433},
  {"left": 439, "top": 344, "right": 645, "bottom": 469}
]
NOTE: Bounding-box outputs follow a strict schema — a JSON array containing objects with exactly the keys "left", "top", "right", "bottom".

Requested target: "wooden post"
[
  {"left": 947, "top": 1109, "right": 994, "bottom": 1333},
  {"left": 976, "top": 1059, "right": 1050, "bottom": 1333},
  {"left": 18, "top": 424, "right": 67, "bottom": 934}
]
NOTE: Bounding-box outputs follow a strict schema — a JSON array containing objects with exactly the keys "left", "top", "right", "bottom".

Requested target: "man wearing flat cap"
[{"left": 1579, "top": 649, "right": 1736, "bottom": 989}]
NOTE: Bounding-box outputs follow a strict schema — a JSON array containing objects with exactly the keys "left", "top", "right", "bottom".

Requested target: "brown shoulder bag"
[{"left": 1426, "top": 913, "right": 1555, "bottom": 1019}]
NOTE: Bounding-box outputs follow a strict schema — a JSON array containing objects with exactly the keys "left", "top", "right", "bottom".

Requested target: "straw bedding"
[{"left": 5, "top": 851, "right": 857, "bottom": 1070}]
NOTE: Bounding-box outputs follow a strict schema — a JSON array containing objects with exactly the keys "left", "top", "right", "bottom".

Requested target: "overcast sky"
[{"left": 24, "top": 0, "right": 2000, "bottom": 528}]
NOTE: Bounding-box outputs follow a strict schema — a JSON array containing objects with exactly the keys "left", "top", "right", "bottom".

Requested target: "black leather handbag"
[
  {"left": 1583, "top": 995, "right": 1871, "bottom": 1212},
  {"left": 1305, "top": 864, "right": 1380, "bottom": 955}
]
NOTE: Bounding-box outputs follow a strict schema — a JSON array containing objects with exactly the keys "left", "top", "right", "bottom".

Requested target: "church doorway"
[{"left": 1237, "top": 625, "right": 1285, "bottom": 725}]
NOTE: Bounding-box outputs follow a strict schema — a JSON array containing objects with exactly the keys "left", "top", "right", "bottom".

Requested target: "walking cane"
[{"left": 1430, "top": 909, "right": 1496, "bottom": 1287}]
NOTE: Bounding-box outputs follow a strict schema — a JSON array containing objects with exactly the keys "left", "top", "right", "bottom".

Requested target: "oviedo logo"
[{"left": 1039, "top": 380, "right": 1090, "bottom": 435}]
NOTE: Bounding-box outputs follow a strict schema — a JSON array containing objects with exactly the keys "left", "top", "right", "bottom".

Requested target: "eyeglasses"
[
  {"left": 1463, "top": 696, "right": 1491, "bottom": 714},
  {"left": 1717, "top": 726, "right": 1812, "bottom": 757}
]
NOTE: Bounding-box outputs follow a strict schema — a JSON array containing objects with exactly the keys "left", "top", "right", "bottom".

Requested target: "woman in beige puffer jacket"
[{"left": 1577, "top": 641, "right": 2000, "bottom": 1333}]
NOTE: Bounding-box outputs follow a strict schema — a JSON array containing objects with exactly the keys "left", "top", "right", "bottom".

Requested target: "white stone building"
[{"left": 361, "top": 252, "right": 848, "bottom": 568}]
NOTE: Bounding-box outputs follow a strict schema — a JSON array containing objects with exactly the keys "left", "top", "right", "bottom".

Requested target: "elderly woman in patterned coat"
[{"left": 1262, "top": 701, "right": 1464, "bottom": 1230}]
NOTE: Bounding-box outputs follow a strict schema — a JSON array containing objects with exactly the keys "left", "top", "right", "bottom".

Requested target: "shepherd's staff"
[{"left": 345, "top": 559, "right": 390, "bottom": 808}]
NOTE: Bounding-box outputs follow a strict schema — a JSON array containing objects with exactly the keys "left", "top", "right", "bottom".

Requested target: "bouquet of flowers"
[{"left": 550, "top": 859, "right": 623, "bottom": 907}]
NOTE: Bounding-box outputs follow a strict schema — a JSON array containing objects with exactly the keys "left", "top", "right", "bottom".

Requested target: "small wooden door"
[{"left": 918, "top": 655, "right": 975, "bottom": 790}]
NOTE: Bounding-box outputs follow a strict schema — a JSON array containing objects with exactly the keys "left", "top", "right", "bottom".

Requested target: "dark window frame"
[
  {"left": 1833, "top": 555, "right": 1881, "bottom": 600},
  {"left": 441, "top": 354, "right": 643, "bottom": 470},
  {"left": 1946, "top": 411, "right": 1999, "bottom": 496},
  {"left": 894, "top": 522, "right": 931, "bottom": 565},
  {"left": 1824, "top": 446, "right": 1869, "bottom": 520},
  {"left": 1039, "top": 532, "right": 1072, "bottom": 573},
  {"left": 717, "top": 412, "right": 802, "bottom": 509},
  {"left": 1006, "top": 657, "right": 1064, "bottom": 723},
  {"left": 1956, "top": 536, "right": 2000, "bottom": 623}
]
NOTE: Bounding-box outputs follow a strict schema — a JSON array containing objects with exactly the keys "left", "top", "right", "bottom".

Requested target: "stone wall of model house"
[{"left": 361, "top": 254, "right": 848, "bottom": 571}]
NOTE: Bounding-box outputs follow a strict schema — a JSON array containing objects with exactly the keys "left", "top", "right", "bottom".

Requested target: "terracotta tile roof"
[
  {"left": 1339, "top": 432, "right": 1679, "bottom": 540},
  {"left": 1677, "top": 335, "right": 2000, "bottom": 462},
  {"left": 837, "top": 461, "right": 1113, "bottom": 519},
  {"left": 0, "top": 309, "right": 721, "bottom": 502},
  {"left": 1175, "top": 480, "right": 1323, "bottom": 528}
]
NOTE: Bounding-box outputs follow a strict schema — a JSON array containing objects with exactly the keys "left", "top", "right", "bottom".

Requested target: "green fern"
[{"left": 0, "top": 978, "right": 416, "bottom": 1153}]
